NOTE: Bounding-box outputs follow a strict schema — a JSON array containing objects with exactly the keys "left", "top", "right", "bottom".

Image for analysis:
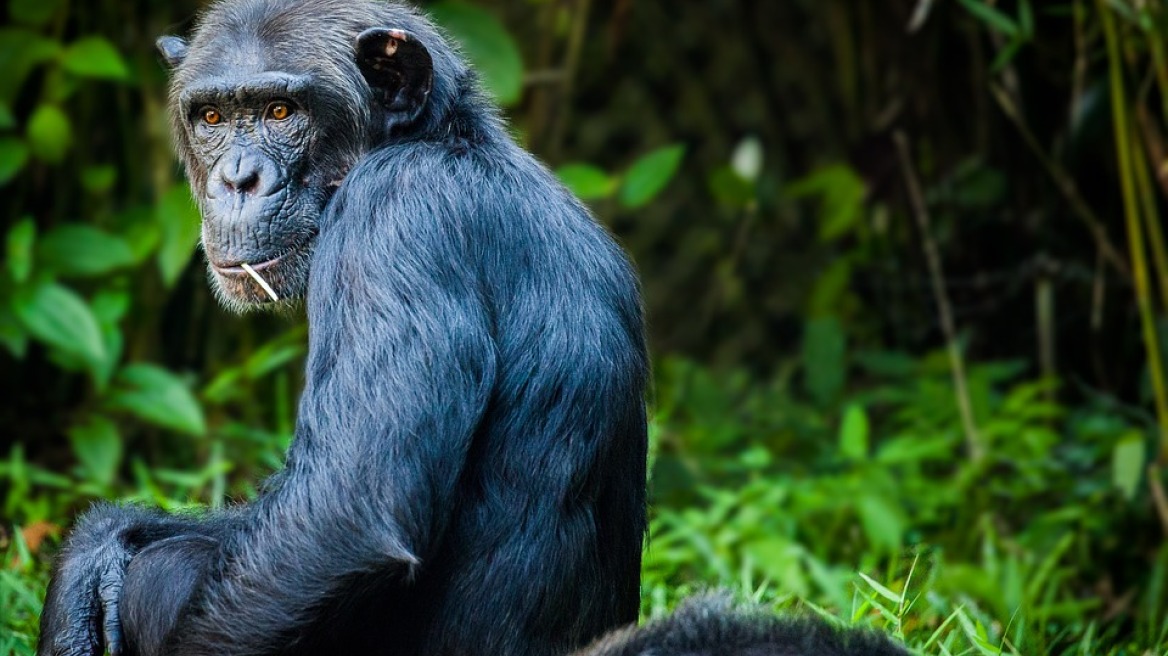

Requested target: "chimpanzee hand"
[
  {"left": 38, "top": 505, "right": 212, "bottom": 656},
  {"left": 37, "top": 519, "right": 132, "bottom": 656}
]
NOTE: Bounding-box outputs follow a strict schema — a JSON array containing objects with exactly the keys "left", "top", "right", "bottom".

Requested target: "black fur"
[
  {"left": 120, "top": 536, "right": 218, "bottom": 656},
  {"left": 576, "top": 597, "right": 913, "bottom": 656},
  {"left": 38, "top": 1, "right": 647, "bottom": 655}
]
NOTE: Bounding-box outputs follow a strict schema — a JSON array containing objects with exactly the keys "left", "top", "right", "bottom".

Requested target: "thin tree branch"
[{"left": 894, "top": 130, "right": 984, "bottom": 462}]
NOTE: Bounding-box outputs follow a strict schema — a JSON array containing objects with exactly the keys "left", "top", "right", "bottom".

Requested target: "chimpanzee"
[
  {"left": 37, "top": 2, "right": 913, "bottom": 656},
  {"left": 40, "top": 1, "right": 646, "bottom": 655},
  {"left": 570, "top": 596, "right": 911, "bottom": 656}
]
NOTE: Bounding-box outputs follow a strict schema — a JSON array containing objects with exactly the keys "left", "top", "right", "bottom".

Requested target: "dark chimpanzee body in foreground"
[
  {"left": 37, "top": 2, "right": 914, "bottom": 656},
  {"left": 571, "top": 597, "right": 911, "bottom": 656},
  {"left": 40, "top": 1, "right": 646, "bottom": 655}
]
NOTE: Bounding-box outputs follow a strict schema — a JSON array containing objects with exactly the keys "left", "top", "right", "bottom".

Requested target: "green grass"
[{"left": 5, "top": 353, "right": 1168, "bottom": 655}]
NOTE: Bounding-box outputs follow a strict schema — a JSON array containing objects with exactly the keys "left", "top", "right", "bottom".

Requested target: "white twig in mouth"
[{"left": 241, "top": 263, "right": 280, "bottom": 302}]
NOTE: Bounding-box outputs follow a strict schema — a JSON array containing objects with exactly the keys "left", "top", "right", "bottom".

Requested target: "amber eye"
[
  {"left": 201, "top": 107, "right": 223, "bottom": 126},
  {"left": 267, "top": 103, "right": 293, "bottom": 121}
]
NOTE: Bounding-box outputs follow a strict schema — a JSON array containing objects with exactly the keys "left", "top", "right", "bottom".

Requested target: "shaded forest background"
[{"left": 3, "top": 0, "right": 1168, "bottom": 654}]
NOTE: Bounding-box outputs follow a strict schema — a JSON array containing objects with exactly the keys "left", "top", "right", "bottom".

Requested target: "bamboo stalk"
[
  {"left": 1099, "top": 0, "right": 1168, "bottom": 462},
  {"left": 1132, "top": 118, "right": 1168, "bottom": 313},
  {"left": 1137, "top": 105, "right": 1168, "bottom": 199},
  {"left": 1148, "top": 10, "right": 1168, "bottom": 126}
]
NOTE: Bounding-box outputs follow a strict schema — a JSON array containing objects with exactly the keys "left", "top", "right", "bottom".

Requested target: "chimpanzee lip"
[
  {"left": 208, "top": 229, "right": 318, "bottom": 278},
  {"left": 211, "top": 253, "right": 286, "bottom": 276}
]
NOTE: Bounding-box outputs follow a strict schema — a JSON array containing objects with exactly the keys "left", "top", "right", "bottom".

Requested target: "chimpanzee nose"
[{"left": 217, "top": 152, "right": 262, "bottom": 195}]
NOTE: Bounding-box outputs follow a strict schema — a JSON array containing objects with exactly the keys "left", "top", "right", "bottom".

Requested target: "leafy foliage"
[{"left": 428, "top": 2, "right": 523, "bottom": 105}]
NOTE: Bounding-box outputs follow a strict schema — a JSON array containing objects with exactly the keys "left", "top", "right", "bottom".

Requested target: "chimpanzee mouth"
[
  {"left": 208, "top": 229, "right": 318, "bottom": 277},
  {"left": 206, "top": 233, "right": 317, "bottom": 306},
  {"left": 212, "top": 254, "right": 288, "bottom": 302},
  {"left": 210, "top": 252, "right": 287, "bottom": 276},
  {"left": 206, "top": 247, "right": 288, "bottom": 273}
]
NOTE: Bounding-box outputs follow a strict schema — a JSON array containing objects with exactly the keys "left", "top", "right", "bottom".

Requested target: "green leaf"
[
  {"left": 876, "top": 434, "right": 954, "bottom": 464},
  {"left": 1112, "top": 431, "right": 1145, "bottom": 501},
  {"left": 556, "top": 163, "right": 616, "bottom": 200},
  {"left": 787, "top": 165, "right": 866, "bottom": 242},
  {"left": 6, "top": 216, "right": 35, "bottom": 282},
  {"left": 119, "top": 206, "right": 161, "bottom": 261},
  {"left": 37, "top": 225, "right": 136, "bottom": 278},
  {"left": 243, "top": 341, "right": 305, "bottom": 379},
  {"left": 429, "top": 2, "right": 524, "bottom": 106},
  {"left": 38, "top": 225, "right": 136, "bottom": 276},
  {"left": 206, "top": 329, "right": 306, "bottom": 403},
  {"left": 950, "top": 163, "right": 1007, "bottom": 209},
  {"left": 1018, "top": 0, "right": 1034, "bottom": 37},
  {"left": 745, "top": 537, "right": 808, "bottom": 597},
  {"left": 92, "top": 325, "right": 122, "bottom": 389},
  {"left": 857, "top": 572, "right": 903, "bottom": 605},
  {"left": 989, "top": 38, "right": 1024, "bottom": 73},
  {"left": 26, "top": 104, "right": 71, "bottom": 164},
  {"left": 11, "top": 281, "right": 106, "bottom": 373},
  {"left": 0, "top": 102, "right": 14, "bottom": 128},
  {"left": 68, "top": 416, "right": 122, "bottom": 486},
  {"left": 806, "top": 258, "right": 853, "bottom": 316},
  {"left": 956, "top": 0, "right": 1020, "bottom": 37},
  {"left": 107, "top": 363, "right": 206, "bottom": 436},
  {"left": 0, "top": 29, "right": 61, "bottom": 103},
  {"left": 88, "top": 285, "right": 127, "bottom": 382},
  {"left": 156, "top": 185, "right": 203, "bottom": 287},
  {"left": 739, "top": 445, "right": 772, "bottom": 469},
  {"left": 801, "top": 316, "right": 847, "bottom": 406},
  {"left": 44, "top": 65, "right": 80, "bottom": 103},
  {"left": 90, "top": 287, "right": 131, "bottom": 326},
  {"left": 81, "top": 165, "right": 117, "bottom": 193},
  {"left": 707, "top": 166, "right": 755, "bottom": 208},
  {"left": 857, "top": 496, "right": 904, "bottom": 552},
  {"left": 60, "top": 37, "right": 131, "bottom": 81},
  {"left": 839, "top": 404, "right": 869, "bottom": 461},
  {"left": 0, "top": 137, "right": 29, "bottom": 185},
  {"left": 0, "top": 302, "right": 27, "bottom": 357},
  {"left": 854, "top": 350, "right": 917, "bottom": 378},
  {"left": 8, "top": 0, "right": 66, "bottom": 26},
  {"left": 619, "top": 144, "right": 686, "bottom": 209}
]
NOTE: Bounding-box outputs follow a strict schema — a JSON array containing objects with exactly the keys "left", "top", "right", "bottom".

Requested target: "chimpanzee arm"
[
  {"left": 155, "top": 149, "right": 498, "bottom": 655},
  {"left": 37, "top": 505, "right": 237, "bottom": 656},
  {"left": 120, "top": 534, "right": 220, "bottom": 656}
]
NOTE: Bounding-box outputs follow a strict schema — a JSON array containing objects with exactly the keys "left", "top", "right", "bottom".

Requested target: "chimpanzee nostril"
[
  {"left": 221, "top": 167, "right": 260, "bottom": 194},
  {"left": 219, "top": 153, "right": 262, "bottom": 195}
]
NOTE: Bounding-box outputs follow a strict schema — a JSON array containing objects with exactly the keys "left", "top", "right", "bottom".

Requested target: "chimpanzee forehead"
[
  {"left": 176, "top": 15, "right": 365, "bottom": 109},
  {"left": 185, "top": 19, "right": 342, "bottom": 78},
  {"left": 178, "top": 71, "right": 318, "bottom": 108}
]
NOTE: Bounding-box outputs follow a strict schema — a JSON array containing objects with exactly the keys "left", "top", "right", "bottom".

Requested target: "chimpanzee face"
[{"left": 158, "top": 22, "right": 433, "bottom": 311}]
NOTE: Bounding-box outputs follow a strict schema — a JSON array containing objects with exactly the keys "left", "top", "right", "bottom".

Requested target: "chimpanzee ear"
[
  {"left": 355, "top": 28, "right": 434, "bottom": 135},
  {"left": 156, "top": 36, "right": 188, "bottom": 68}
]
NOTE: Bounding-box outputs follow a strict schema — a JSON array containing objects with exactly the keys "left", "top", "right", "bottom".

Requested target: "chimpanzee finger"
[{"left": 98, "top": 565, "right": 126, "bottom": 656}]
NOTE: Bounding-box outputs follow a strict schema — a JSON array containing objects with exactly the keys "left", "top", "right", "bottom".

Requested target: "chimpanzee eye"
[
  {"left": 201, "top": 107, "right": 223, "bottom": 125},
  {"left": 267, "top": 102, "right": 293, "bottom": 121}
]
